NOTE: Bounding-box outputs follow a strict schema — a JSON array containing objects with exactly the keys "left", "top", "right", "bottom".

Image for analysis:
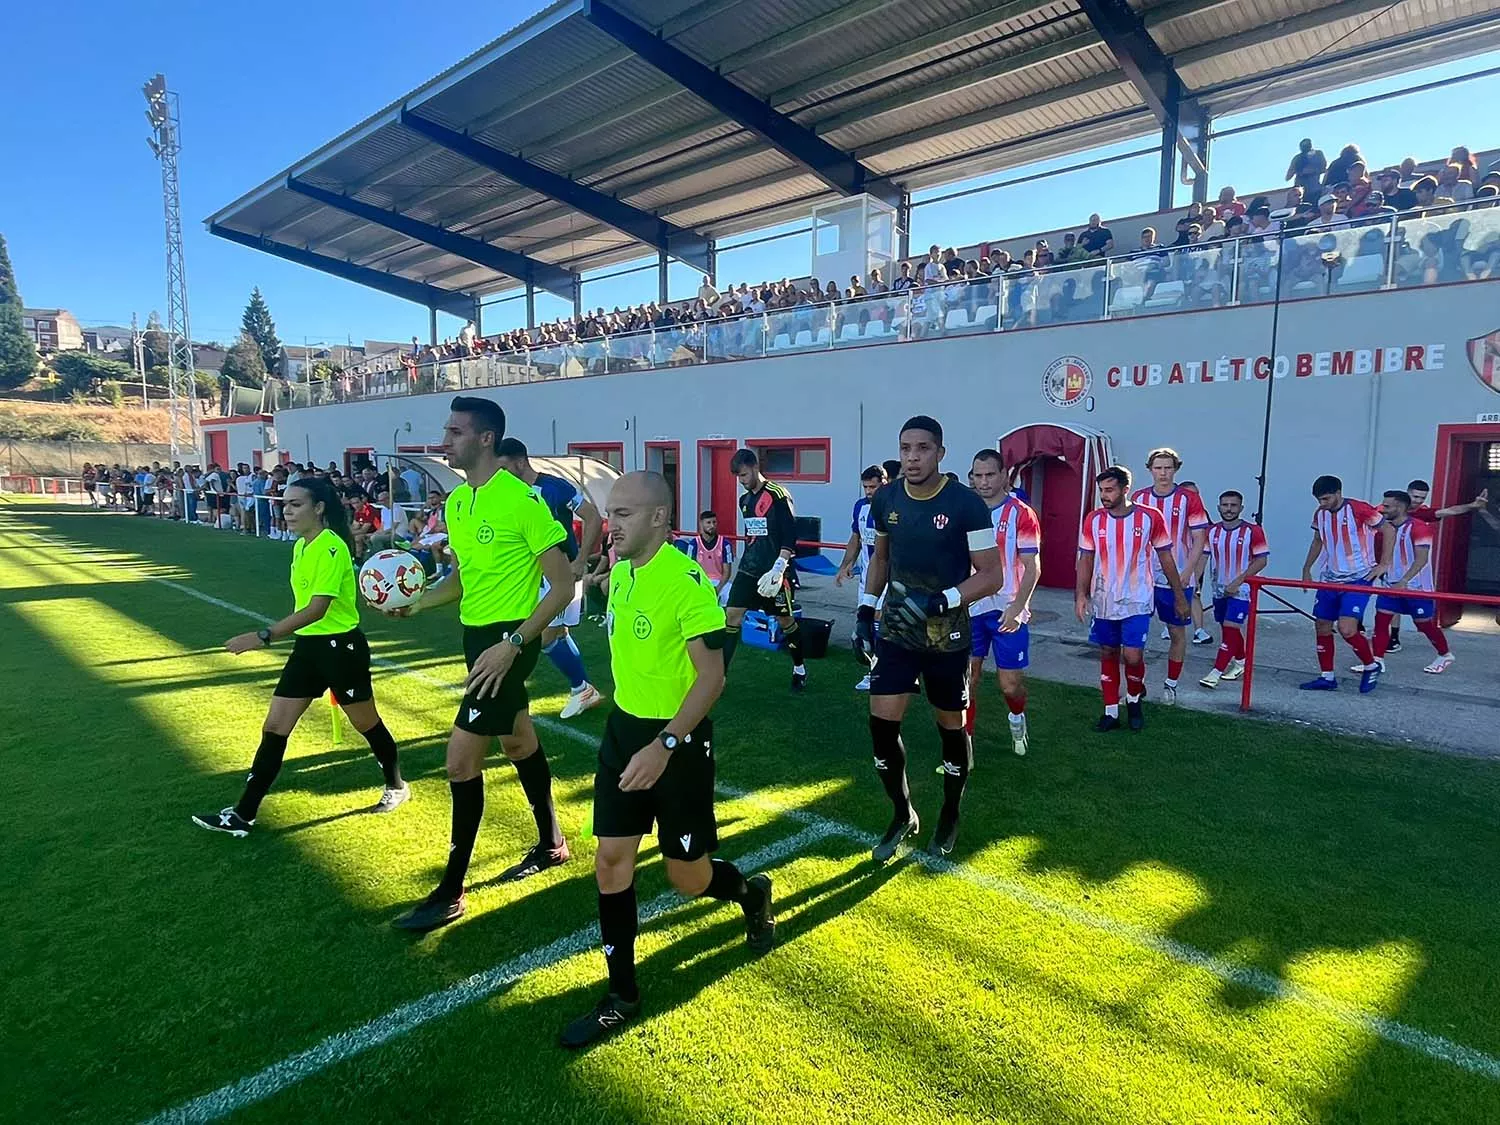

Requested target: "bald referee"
[
  {"left": 561, "top": 472, "right": 774, "bottom": 1049},
  {"left": 389, "top": 397, "right": 576, "bottom": 932}
]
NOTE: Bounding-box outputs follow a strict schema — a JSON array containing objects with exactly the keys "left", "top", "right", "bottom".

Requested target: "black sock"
[
  {"left": 938, "top": 725, "right": 973, "bottom": 825},
  {"left": 868, "top": 716, "right": 910, "bottom": 821},
  {"left": 782, "top": 622, "right": 804, "bottom": 669},
  {"left": 722, "top": 623, "right": 741, "bottom": 670},
  {"left": 360, "top": 720, "right": 402, "bottom": 788},
  {"left": 511, "top": 746, "right": 562, "bottom": 848},
  {"left": 599, "top": 884, "right": 640, "bottom": 1002},
  {"left": 435, "top": 776, "right": 484, "bottom": 900},
  {"left": 702, "top": 858, "right": 760, "bottom": 912},
  {"left": 234, "top": 731, "right": 289, "bottom": 820}
]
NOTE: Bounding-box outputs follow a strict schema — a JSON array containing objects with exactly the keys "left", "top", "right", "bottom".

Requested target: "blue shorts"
[
  {"left": 1154, "top": 585, "right": 1195, "bottom": 627},
  {"left": 1089, "top": 614, "right": 1151, "bottom": 649},
  {"left": 1375, "top": 594, "right": 1436, "bottom": 620},
  {"left": 969, "top": 611, "right": 1030, "bottom": 669},
  {"left": 1213, "top": 596, "right": 1250, "bottom": 625},
  {"left": 1312, "top": 583, "right": 1372, "bottom": 623}
]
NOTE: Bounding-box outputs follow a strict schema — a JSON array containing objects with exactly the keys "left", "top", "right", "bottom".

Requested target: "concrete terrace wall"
[{"left": 271, "top": 280, "right": 1500, "bottom": 584}]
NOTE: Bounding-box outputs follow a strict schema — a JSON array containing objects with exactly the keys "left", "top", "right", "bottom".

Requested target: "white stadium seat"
[
  {"left": 1338, "top": 254, "right": 1385, "bottom": 288},
  {"left": 771, "top": 333, "right": 792, "bottom": 351},
  {"left": 839, "top": 323, "right": 862, "bottom": 342},
  {"left": 1108, "top": 285, "right": 1145, "bottom": 315},
  {"left": 945, "top": 307, "right": 971, "bottom": 330},
  {"left": 794, "top": 330, "right": 813, "bottom": 347},
  {"left": 1143, "top": 280, "right": 1186, "bottom": 308}
]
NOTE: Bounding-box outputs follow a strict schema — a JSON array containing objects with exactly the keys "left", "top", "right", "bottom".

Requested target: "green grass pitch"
[{"left": 3, "top": 497, "right": 1500, "bottom": 1124}]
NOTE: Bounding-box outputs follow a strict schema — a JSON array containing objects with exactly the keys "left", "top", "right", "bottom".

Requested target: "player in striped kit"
[
  {"left": 1372, "top": 490, "right": 1453, "bottom": 673},
  {"left": 1198, "top": 491, "right": 1270, "bottom": 689},
  {"left": 1076, "top": 466, "right": 1190, "bottom": 732},
  {"left": 1130, "top": 449, "right": 1210, "bottom": 705},
  {"left": 966, "top": 450, "right": 1041, "bottom": 754},
  {"left": 1299, "top": 474, "right": 1393, "bottom": 693},
  {"left": 835, "top": 465, "right": 888, "bottom": 691}
]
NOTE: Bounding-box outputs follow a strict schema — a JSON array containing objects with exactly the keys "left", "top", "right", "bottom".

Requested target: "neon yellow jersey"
[
  {"left": 607, "top": 543, "right": 726, "bottom": 720},
  {"left": 446, "top": 469, "right": 567, "bottom": 626},
  {"left": 291, "top": 528, "right": 360, "bottom": 635}
]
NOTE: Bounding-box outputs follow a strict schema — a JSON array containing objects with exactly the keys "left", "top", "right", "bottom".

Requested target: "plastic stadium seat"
[
  {"left": 815, "top": 327, "right": 832, "bottom": 346},
  {"left": 1338, "top": 254, "right": 1385, "bottom": 288},
  {"left": 944, "top": 307, "right": 971, "bottom": 330},
  {"left": 1108, "top": 286, "right": 1145, "bottom": 315},
  {"left": 793, "top": 330, "right": 813, "bottom": 347},
  {"left": 1143, "top": 280, "right": 1186, "bottom": 308},
  {"left": 864, "top": 320, "right": 888, "bottom": 338},
  {"left": 838, "top": 323, "right": 862, "bottom": 342},
  {"left": 974, "top": 307, "right": 999, "bottom": 330},
  {"left": 772, "top": 333, "right": 792, "bottom": 351}
]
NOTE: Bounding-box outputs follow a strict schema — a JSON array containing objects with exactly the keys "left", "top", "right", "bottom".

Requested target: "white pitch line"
[
  {"left": 141, "top": 822, "right": 835, "bottom": 1125},
  {"left": 16, "top": 528, "right": 1500, "bottom": 1092}
]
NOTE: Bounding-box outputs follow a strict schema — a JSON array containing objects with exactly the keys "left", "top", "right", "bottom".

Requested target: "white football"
[{"left": 359, "top": 549, "right": 427, "bottom": 609}]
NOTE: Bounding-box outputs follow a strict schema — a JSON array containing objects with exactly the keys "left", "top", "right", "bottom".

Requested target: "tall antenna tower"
[{"left": 144, "top": 74, "right": 199, "bottom": 462}]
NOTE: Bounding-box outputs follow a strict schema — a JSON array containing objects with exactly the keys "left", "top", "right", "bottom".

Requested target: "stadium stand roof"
[{"left": 208, "top": 0, "right": 1500, "bottom": 310}]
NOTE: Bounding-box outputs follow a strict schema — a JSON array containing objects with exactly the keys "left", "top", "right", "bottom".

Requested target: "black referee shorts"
[
  {"left": 726, "top": 570, "right": 799, "bottom": 618},
  {"left": 869, "top": 637, "right": 970, "bottom": 713},
  {"left": 274, "top": 629, "right": 373, "bottom": 704},
  {"left": 593, "top": 709, "right": 718, "bottom": 862},
  {"left": 455, "top": 621, "right": 541, "bottom": 737}
]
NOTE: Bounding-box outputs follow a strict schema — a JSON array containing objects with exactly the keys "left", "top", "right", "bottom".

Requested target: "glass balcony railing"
[{"left": 269, "top": 199, "right": 1500, "bottom": 410}]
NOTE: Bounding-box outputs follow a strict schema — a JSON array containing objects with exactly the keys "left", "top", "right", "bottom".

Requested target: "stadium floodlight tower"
[{"left": 144, "top": 73, "right": 199, "bottom": 464}]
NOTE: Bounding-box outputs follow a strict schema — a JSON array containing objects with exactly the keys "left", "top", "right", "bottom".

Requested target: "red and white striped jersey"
[
  {"left": 1311, "top": 498, "right": 1384, "bottom": 581},
  {"left": 1079, "top": 504, "right": 1171, "bottom": 619},
  {"left": 1206, "top": 521, "right": 1269, "bottom": 598},
  {"left": 1389, "top": 518, "right": 1434, "bottom": 591},
  {"left": 970, "top": 496, "right": 1041, "bottom": 618},
  {"left": 1130, "top": 485, "right": 1210, "bottom": 587}
]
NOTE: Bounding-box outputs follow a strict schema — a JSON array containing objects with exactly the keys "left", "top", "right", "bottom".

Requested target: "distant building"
[
  {"left": 83, "top": 325, "right": 134, "bottom": 353},
  {"left": 22, "top": 309, "right": 84, "bottom": 352},
  {"left": 278, "top": 343, "right": 365, "bottom": 381},
  {"left": 192, "top": 344, "right": 228, "bottom": 374}
]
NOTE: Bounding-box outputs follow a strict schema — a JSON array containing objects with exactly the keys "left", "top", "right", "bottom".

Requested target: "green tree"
[
  {"left": 241, "top": 287, "right": 282, "bottom": 376},
  {"left": 141, "top": 311, "right": 170, "bottom": 370},
  {"left": 220, "top": 333, "right": 267, "bottom": 388},
  {"left": 51, "top": 351, "right": 136, "bottom": 394},
  {"left": 310, "top": 358, "right": 344, "bottom": 382},
  {"left": 0, "top": 234, "right": 40, "bottom": 390}
]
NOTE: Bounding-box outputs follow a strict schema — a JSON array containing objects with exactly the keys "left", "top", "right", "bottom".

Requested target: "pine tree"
[
  {"left": 0, "top": 234, "right": 40, "bottom": 390},
  {"left": 240, "top": 287, "right": 282, "bottom": 376}
]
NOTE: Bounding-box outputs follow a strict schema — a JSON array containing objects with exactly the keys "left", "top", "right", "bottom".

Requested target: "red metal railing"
[{"left": 1240, "top": 575, "right": 1500, "bottom": 711}]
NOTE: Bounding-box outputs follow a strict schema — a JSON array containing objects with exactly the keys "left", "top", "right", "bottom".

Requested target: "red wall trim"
[{"left": 743, "top": 436, "right": 832, "bottom": 483}]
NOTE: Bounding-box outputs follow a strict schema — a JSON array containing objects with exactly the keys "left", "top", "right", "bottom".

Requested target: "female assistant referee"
[{"left": 192, "top": 476, "right": 409, "bottom": 836}]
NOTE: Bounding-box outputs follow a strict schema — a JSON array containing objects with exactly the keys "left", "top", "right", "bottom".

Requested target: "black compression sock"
[
  {"left": 360, "top": 720, "right": 403, "bottom": 788},
  {"left": 234, "top": 731, "right": 289, "bottom": 821},
  {"left": 511, "top": 746, "right": 562, "bottom": 848},
  {"left": 435, "top": 777, "right": 484, "bottom": 900},
  {"left": 938, "top": 725, "right": 973, "bottom": 823},
  {"left": 599, "top": 884, "right": 640, "bottom": 1002},
  {"left": 702, "top": 858, "right": 759, "bottom": 911},
  {"left": 868, "top": 716, "right": 911, "bottom": 821},
  {"left": 782, "top": 622, "right": 803, "bottom": 668},
  {"left": 722, "top": 624, "right": 741, "bottom": 670}
]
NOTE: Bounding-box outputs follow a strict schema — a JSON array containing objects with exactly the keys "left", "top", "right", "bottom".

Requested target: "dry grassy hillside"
[{"left": 0, "top": 397, "right": 174, "bottom": 444}]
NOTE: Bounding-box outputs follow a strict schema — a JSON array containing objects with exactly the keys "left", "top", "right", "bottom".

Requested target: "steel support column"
[
  {"left": 526, "top": 281, "right": 536, "bottom": 330},
  {"left": 1157, "top": 78, "right": 1180, "bottom": 212},
  {"left": 897, "top": 191, "right": 912, "bottom": 263},
  {"left": 428, "top": 307, "right": 438, "bottom": 345},
  {"left": 658, "top": 249, "right": 669, "bottom": 304}
]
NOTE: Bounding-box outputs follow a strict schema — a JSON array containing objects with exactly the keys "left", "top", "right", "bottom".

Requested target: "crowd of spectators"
[{"left": 292, "top": 136, "right": 1500, "bottom": 395}]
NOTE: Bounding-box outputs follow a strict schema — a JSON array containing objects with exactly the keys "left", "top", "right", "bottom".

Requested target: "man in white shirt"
[
  {"left": 697, "top": 275, "right": 720, "bottom": 307},
  {"left": 1308, "top": 194, "right": 1349, "bottom": 231},
  {"left": 234, "top": 466, "right": 255, "bottom": 533},
  {"left": 921, "top": 245, "right": 945, "bottom": 285}
]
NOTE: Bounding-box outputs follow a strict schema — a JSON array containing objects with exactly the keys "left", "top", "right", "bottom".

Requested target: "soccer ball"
[{"left": 359, "top": 549, "right": 427, "bottom": 609}]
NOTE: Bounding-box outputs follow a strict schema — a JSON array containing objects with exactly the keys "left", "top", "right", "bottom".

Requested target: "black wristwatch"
[
  {"left": 257, "top": 628, "right": 273, "bottom": 646},
  {"left": 660, "top": 732, "right": 691, "bottom": 752}
]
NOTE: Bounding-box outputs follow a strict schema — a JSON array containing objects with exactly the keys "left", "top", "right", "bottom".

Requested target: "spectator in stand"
[
  {"left": 458, "top": 320, "right": 477, "bottom": 355},
  {"left": 1399, "top": 156, "right": 1419, "bottom": 180},
  {"left": 1324, "top": 143, "right": 1363, "bottom": 187},
  {"left": 1056, "top": 232, "right": 1090, "bottom": 264},
  {"left": 990, "top": 249, "right": 1013, "bottom": 274},
  {"left": 351, "top": 494, "right": 381, "bottom": 558},
  {"left": 1483, "top": 164, "right": 1500, "bottom": 191},
  {"left": 1450, "top": 145, "right": 1478, "bottom": 184},
  {"left": 697, "top": 275, "right": 720, "bottom": 308},
  {"left": 1347, "top": 160, "right": 1371, "bottom": 190},
  {"left": 1413, "top": 175, "right": 1440, "bottom": 212},
  {"left": 1376, "top": 168, "right": 1417, "bottom": 211},
  {"left": 359, "top": 466, "right": 381, "bottom": 501},
  {"left": 1287, "top": 138, "right": 1327, "bottom": 199},
  {"left": 891, "top": 261, "right": 915, "bottom": 292},
  {"left": 1079, "top": 213, "right": 1114, "bottom": 257},
  {"left": 922, "top": 246, "right": 945, "bottom": 284},
  {"left": 867, "top": 268, "right": 888, "bottom": 295},
  {"left": 1200, "top": 205, "right": 1225, "bottom": 240},
  {"left": 1033, "top": 240, "right": 1054, "bottom": 269},
  {"left": 1216, "top": 185, "right": 1245, "bottom": 219},
  {"left": 1436, "top": 163, "right": 1472, "bottom": 203},
  {"left": 1309, "top": 193, "right": 1349, "bottom": 230}
]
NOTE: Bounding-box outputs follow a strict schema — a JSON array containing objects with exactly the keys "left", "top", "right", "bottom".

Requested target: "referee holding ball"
[{"left": 560, "top": 471, "right": 775, "bottom": 1049}]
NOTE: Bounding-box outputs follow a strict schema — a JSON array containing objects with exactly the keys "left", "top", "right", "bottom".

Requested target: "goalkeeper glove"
[
  {"left": 884, "top": 581, "right": 961, "bottom": 634},
  {"left": 756, "top": 556, "right": 789, "bottom": 599},
  {"left": 854, "top": 602, "right": 876, "bottom": 654}
]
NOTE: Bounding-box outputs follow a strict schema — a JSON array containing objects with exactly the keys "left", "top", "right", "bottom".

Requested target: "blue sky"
[{"left": 3, "top": 0, "right": 1496, "bottom": 348}]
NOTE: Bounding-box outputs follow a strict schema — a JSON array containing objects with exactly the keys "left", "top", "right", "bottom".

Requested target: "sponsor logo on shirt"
[
  {"left": 743, "top": 517, "right": 768, "bottom": 537},
  {"left": 933, "top": 514, "right": 949, "bottom": 529}
]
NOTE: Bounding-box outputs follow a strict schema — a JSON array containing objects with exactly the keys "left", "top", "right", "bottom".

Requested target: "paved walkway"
[{"left": 793, "top": 580, "right": 1499, "bottom": 759}]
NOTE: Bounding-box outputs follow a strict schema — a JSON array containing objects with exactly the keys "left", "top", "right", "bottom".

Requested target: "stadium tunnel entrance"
[{"left": 999, "top": 424, "right": 1113, "bottom": 589}]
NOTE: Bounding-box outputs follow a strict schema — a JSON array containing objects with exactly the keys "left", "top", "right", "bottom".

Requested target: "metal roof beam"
[
  {"left": 581, "top": 0, "right": 902, "bottom": 208},
  {"left": 208, "top": 224, "right": 477, "bottom": 319},
  {"left": 1075, "top": 0, "right": 1206, "bottom": 176},
  {"left": 283, "top": 177, "right": 578, "bottom": 300},
  {"left": 397, "top": 109, "right": 712, "bottom": 273}
]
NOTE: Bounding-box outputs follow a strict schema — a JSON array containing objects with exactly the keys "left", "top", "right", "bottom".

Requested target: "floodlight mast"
[{"left": 143, "top": 74, "right": 199, "bottom": 465}]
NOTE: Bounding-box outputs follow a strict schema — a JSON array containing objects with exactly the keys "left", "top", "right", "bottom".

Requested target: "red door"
[
  {"left": 1035, "top": 456, "right": 1083, "bottom": 588},
  {"left": 207, "top": 430, "right": 228, "bottom": 468},
  {"left": 697, "top": 440, "right": 738, "bottom": 530}
]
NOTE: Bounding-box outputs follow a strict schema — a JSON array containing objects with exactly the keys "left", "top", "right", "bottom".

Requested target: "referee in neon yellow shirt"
[
  {"left": 390, "top": 397, "right": 576, "bottom": 932},
  {"left": 560, "top": 471, "right": 775, "bottom": 1049}
]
